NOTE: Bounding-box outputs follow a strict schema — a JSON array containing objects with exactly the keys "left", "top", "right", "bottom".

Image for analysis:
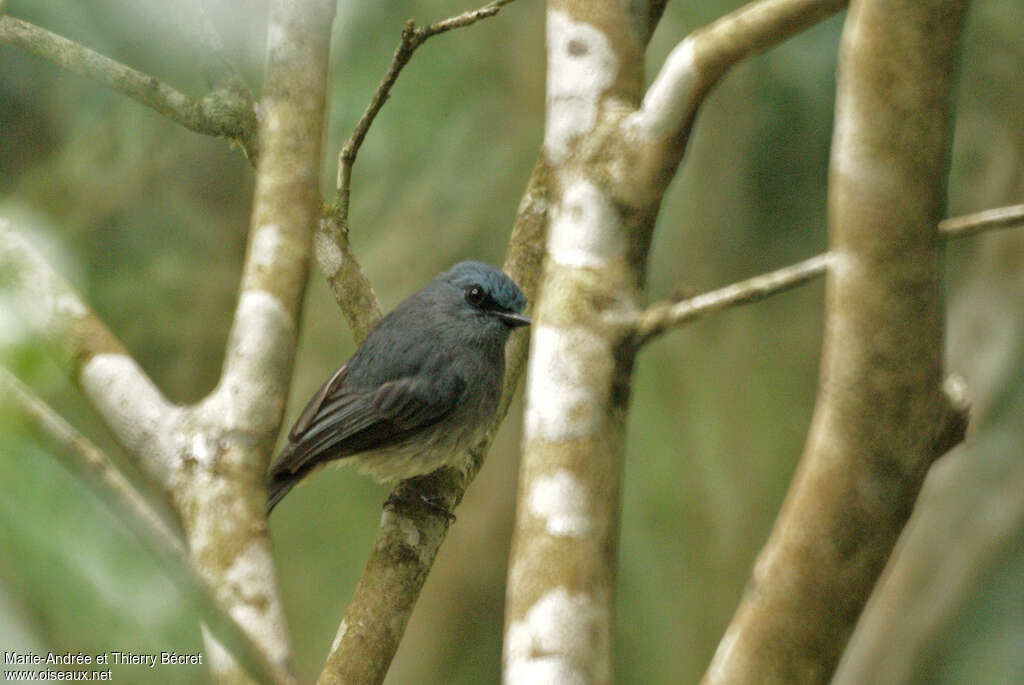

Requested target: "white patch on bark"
[
  {"left": 504, "top": 587, "right": 608, "bottom": 685},
  {"left": 264, "top": 23, "right": 296, "bottom": 64},
  {"left": 398, "top": 516, "right": 421, "bottom": 548},
  {"left": 528, "top": 470, "right": 592, "bottom": 537},
  {"left": 380, "top": 509, "right": 430, "bottom": 565},
  {"left": 330, "top": 619, "right": 349, "bottom": 654},
  {"left": 183, "top": 469, "right": 250, "bottom": 546},
  {"left": 80, "top": 354, "right": 182, "bottom": 480},
  {"left": 222, "top": 538, "right": 292, "bottom": 665},
  {"left": 505, "top": 656, "right": 587, "bottom": 685},
  {"left": 548, "top": 178, "right": 623, "bottom": 268},
  {"left": 625, "top": 37, "right": 698, "bottom": 140},
  {"left": 250, "top": 224, "right": 283, "bottom": 270},
  {"left": 830, "top": 104, "right": 900, "bottom": 196},
  {"left": 517, "top": 189, "right": 551, "bottom": 219},
  {"left": 314, "top": 228, "right": 343, "bottom": 278},
  {"left": 210, "top": 290, "right": 293, "bottom": 432},
  {"left": 545, "top": 11, "right": 617, "bottom": 164},
  {"left": 47, "top": 292, "right": 87, "bottom": 323},
  {"left": 200, "top": 626, "right": 234, "bottom": 681},
  {"left": 0, "top": 224, "right": 90, "bottom": 343},
  {"left": 525, "top": 325, "right": 610, "bottom": 441},
  {"left": 190, "top": 432, "right": 218, "bottom": 467}
]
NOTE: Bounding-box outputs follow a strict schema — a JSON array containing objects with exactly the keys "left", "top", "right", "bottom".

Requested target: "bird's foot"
[{"left": 384, "top": 485, "right": 456, "bottom": 522}]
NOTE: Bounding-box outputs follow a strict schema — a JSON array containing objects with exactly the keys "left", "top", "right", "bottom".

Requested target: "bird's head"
[{"left": 441, "top": 261, "right": 530, "bottom": 330}]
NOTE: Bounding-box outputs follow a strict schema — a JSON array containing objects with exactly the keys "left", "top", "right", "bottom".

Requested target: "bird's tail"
[
  {"left": 266, "top": 443, "right": 313, "bottom": 516},
  {"left": 266, "top": 468, "right": 301, "bottom": 516}
]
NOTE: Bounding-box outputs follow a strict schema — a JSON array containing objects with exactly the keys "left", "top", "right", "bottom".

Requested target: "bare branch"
[
  {"left": 701, "top": 0, "right": 970, "bottom": 682},
  {"left": 634, "top": 204, "right": 1024, "bottom": 344},
  {"left": 203, "top": 0, "right": 337, "bottom": 456},
  {"left": 334, "top": 0, "right": 515, "bottom": 196},
  {"left": 939, "top": 202, "right": 1024, "bottom": 238},
  {"left": 635, "top": 253, "right": 830, "bottom": 343},
  {"left": 316, "top": 0, "right": 515, "bottom": 341},
  {"left": 626, "top": 0, "right": 846, "bottom": 143},
  {"left": 0, "top": 221, "right": 181, "bottom": 486},
  {"left": 0, "top": 367, "right": 180, "bottom": 548},
  {"left": 0, "top": 368, "right": 289, "bottom": 685},
  {"left": 0, "top": 14, "right": 258, "bottom": 160},
  {"left": 165, "top": 2, "right": 339, "bottom": 681},
  {"left": 314, "top": 214, "right": 383, "bottom": 344},
  {"left": 316, "top": 156, "right": 549, "bottom": 685}
]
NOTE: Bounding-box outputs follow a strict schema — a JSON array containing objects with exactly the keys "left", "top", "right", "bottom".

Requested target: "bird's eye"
[{"left": 466, "top": 285, "right": 488, "bottom": 308}]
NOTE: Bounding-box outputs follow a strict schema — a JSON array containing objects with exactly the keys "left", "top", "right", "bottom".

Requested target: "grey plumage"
[{"left": 266, "top": 261, "right": 529, "bottom": 514}]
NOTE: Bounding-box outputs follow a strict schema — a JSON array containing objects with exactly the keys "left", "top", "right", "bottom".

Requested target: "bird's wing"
[
  {"left": 271, "top": 368, "right": 465, "bottom": 477},
  {"left": 289, "top": 364, "right": 348, "bottom": 441}
]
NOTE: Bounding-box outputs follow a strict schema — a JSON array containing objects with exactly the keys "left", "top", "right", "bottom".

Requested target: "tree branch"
[
  {"left": 634, "top": 253, "right": 831, "bottom": 343},
  {"left": 832, "top": 225, "right": 1024, "bottom": 685},
  {"left": 0, "top": 220, "right": 181, "bottom": 488},
  {"left": 0, "top": 368, "right": 288, "bottom": 685},
  {"left": 614, "top": 0, "right": 846, "bottom": 207},
  {"left": 0, "top": 367, "right": 180, "bottom": 549},
  {"left": 502, "top": 1, "right": 661, "bottom": 682},
  {"left": 333, "top": 0, "right": 514, "bottom": 199},
  {"left": 939, "top": 202, "right": 1024, "bottom": 238},
  {"left": 199, "top": 0, "right": 336, "bottom": 460},
  {"left": 0, "top": 14, "right": 258, "bottom": 161},
  {"left": 168, "top": 1, "right": 338, "bottom": 681},
  {"left": 316, "top": 0, "right": 514, "bottom": 343},
  {"left": 701, "top": 0, "right": 970, "bottom": 682},
  {"left": 316, "top": 156, "right": 549, "bottom": 685},
  {"left": 634, "top": 203, "right": 1024, "bottom": 344},
  {"left": 626, "top": 0, "right": 846, "bottom": 143}
]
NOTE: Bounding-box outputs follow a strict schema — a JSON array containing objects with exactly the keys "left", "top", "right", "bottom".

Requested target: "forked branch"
[
  {"left": 0, "top": 368, "right": 287, "bottom": 685},
  {"left": 317, "top": 0, "right": 515, "bottom": 343}
]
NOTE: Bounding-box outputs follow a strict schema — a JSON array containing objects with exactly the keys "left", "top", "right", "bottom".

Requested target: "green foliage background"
[{"left": 1, "top": 1, "right": 1022, "bottom": 683}]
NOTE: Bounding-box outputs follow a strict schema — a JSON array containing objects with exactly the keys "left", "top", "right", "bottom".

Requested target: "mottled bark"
[
  {"left": 177, "top": 1, "right": 336, "bottom": 681},
  {"left": 1, "top": 0, "right": 338, "bottom": 682},
  {"left": 503, "top": 1, "right": 847, "bottom": 683}
]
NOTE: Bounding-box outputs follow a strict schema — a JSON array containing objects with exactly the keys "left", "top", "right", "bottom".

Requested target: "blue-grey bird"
[{"left": 266, "top": 261, "right": 529, "bottom": 515}]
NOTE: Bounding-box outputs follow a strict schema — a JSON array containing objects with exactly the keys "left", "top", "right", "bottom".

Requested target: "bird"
[{"left": 266, "top": 261, "right": 530, "bottom": 516}]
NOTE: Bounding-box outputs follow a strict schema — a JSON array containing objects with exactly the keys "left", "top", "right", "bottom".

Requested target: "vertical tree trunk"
[
  {"left": 702, "top": 1, "right": 970, "bottom": 682},
  {"left": 503, "top": 3, "right": 656, "bottom": 683}
]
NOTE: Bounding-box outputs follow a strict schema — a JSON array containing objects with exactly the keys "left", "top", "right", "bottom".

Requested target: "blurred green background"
[{"left": 1, "top": 0, "right": 1022, "bottom": 683}]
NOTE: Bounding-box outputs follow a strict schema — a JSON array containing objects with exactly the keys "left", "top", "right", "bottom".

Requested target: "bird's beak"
[{"left": 496, "top": 310, "right": 531, "bottom": 328}]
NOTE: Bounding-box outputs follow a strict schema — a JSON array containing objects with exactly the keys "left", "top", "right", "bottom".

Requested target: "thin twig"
[
  {"left": 634, "top": 253, "right": 831, "bottom": 343},
  {"left": 939, "top": 203, "right": 1024, "bottom": 238},
  {"left": 318, "top": 0, "right": 514, "bottom": 341},
  {"left": 0, "top": 368, "right": 288, "bottom": 685},
  {"left": 333, "top": 0, "right": 514, "bottom": 206},
  {"left": 0, "top": 14, "right": 257, "bottom": 160},
  {"left": 635, "top": 203, "right": 1024, "bottom": 344}
]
